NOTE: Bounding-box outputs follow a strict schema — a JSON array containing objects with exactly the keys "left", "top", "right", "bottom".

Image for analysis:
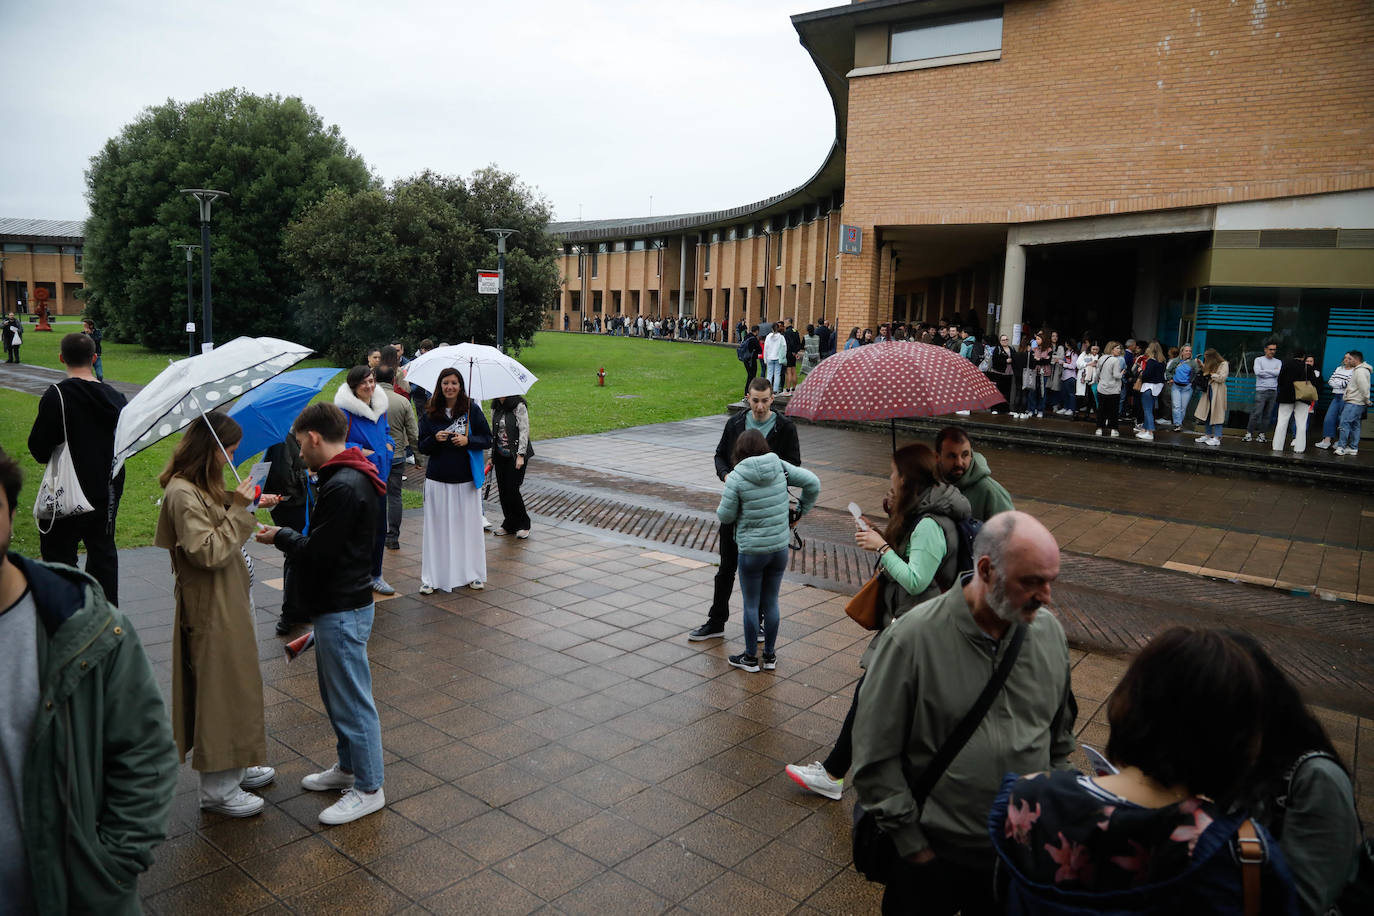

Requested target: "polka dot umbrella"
[
  {"left": 112, "top": 336, "right": 315, "bottom": 480},
  {"left": 785, "top": 341, "right": 1005, "bottom": 450}
]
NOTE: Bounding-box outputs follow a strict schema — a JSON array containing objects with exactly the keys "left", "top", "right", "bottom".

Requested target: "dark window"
[{"left": 890, "top": 6, "right": 1003, "bottom": 64}]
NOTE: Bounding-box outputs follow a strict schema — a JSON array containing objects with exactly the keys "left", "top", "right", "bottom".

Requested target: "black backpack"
[{"left": 736, "top": 336, "right": 755, "bottom": 363}]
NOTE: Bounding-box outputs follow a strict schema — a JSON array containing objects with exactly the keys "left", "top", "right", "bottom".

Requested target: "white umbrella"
[
  {"left": 404, "top": 343, "right": 538, "bottom": 402},
  {"left": 112, "top": 336, "right": 314, "bottom": 479}
]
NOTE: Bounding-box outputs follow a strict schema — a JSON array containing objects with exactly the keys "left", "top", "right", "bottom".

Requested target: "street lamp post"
[
  {"left": 176, "top": 244, "right": 200, "bottom": 357},
  {"left": 485, "top": 228, "right": 516, "bottom": 351},
  {"left": 180, "top": 188, "right": 229, "bottom": 352}
]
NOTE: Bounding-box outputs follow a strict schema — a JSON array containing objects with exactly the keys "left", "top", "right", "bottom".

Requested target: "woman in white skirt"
[{"left": 418, "top": 368, "right": 492, "bottom": 593}]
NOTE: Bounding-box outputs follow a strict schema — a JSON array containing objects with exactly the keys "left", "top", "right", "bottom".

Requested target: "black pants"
[
  {"left": 493, "top": 455, "right": 530, "bottom": 533},
  {"left": 39, "top": 505, "right": 119, "bottom": 605},
  {"left": 882, "top": 856, "right": 998, "bottom": 916},
  {"left": 822, "top": 674, "right": 864, "bottom": 778},
  {"left": 5, "top": 344, "right": 18, "bottom": 363},
  {"left": 743, "top": 360, "right": 758, "bottom": 396},
  {"left": 707, "top": 522, "right": 739, "bottom": 626},
  {"left": 988, "top": 372, "right": 1012, "bottom": 413},
  {"left": 371, "top": 490, "right": 386, "bottom": 579},
  {"left": 271, "top": 503, "right": 309, "bottom": 622},
  {"left": 1096, "top": 392, "right": 1120, "bottom": 433}
]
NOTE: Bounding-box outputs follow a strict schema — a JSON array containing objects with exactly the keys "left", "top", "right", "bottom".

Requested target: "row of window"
[
  {"left": 2, "top": 243, "right": 83, "bottom": 255},
  {"left": 889, "top": 5, "right": 1003, "bottom": 66}
]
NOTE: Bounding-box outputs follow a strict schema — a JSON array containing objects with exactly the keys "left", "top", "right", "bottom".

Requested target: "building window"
[
  {"left": 745, "top": 224, "right": 756, "bottom": 239},
  {"left": 591, "top": 250, "right": 599, "bottom": 278},
  {"left": 704, "top": 242, "right": 711, "bottom": 275},
  {"left": 33, "top": 244, "right": 60, "bottom": 254},
  {"left": 727, "top": 227, "right": 737, "bottom": 241},
  {"left": 710, "top": 230, "right": 721, "bottom": 244},
  {"left": 775, "top": 235, "right": 783, "bottom": 268},
  {"left": 613, "top": 240, "right": 626, "bottom": 252},
  {"left": 631, "top": 239, "right": 646, "bottom": 251},
  {"left": 3, "top": 243, "right": 29, "bottom": 253},
  {"left": 575, "top": 248, "right": 582, "bottom": 279},
  {"left": 890, "top": 7, "right": 1003, "bottom": 64},
  {"left": 597, "top": 243, "right": 608, "bottom": 253}
]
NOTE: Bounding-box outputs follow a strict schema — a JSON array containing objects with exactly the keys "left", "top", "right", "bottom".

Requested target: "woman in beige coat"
[
  {"left": 1193, "top": 348, "right": 1229, "bottom": 447},
  {"left": 154, "top": 413, "right": 276, "bottom": 817}
]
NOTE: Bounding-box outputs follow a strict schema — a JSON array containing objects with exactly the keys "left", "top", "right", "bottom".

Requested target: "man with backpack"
[{"left": 736, "top": 325, "right": 760, "bottom": 397}]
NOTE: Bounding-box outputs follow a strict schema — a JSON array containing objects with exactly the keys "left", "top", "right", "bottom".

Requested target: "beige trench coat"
[
  {"left": 1194, "top": 359, "right": 1230, "bottom": 426},
  {"left": 154, "top": 477, "right": 266, "bottom": 771}
]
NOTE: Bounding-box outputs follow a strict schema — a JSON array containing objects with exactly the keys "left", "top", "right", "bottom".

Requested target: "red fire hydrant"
[{"left": 597, "top": 367, "right": 606, "bottom": 387}]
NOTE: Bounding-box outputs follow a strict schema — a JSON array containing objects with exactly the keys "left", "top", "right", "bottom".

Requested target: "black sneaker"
[
  {"left": 728, "top": 653, "right": 760, "bottom": 673},
  {"left": 761, "top": 653, "right": 777, "bottom": 671},
  {"left": 688, "top": 623, "right": 725, "bottom": 642},
  {"left": 385, "top": 538, "right": 400, "bottom": 550}
]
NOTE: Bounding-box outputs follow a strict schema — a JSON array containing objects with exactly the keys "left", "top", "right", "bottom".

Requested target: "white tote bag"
[{"left": 33, "top": 385, "right": 96, "bottom": 533}]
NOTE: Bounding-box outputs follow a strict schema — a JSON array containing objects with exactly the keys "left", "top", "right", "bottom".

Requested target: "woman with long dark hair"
[
  {"left": 844, "top": 327, "right": 861, "bottom": 350},
  {"left": 1194, "top": 348, "right": 1229, "bottom": 447},
  {"left": 1231, "top": 632, "right": 1363, "bottom": 916},
  {"left": 489, "top": 395, "right": 533, "bottom": 539},
  {"left": 154, "top": 413, "right": 275, "bottom": 817},
  {"left": 785, "top": 443, "right": 970, "bottom": 801},
  {"left": 334, "top": 365, "right": 395, "bottom": 594},
  {"left": 417, "top": 368, "right": 492, "bottom": 593}
]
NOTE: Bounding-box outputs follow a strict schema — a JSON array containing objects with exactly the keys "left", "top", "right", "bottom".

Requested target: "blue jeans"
[
  {"left": 1248, "top": 389, "right": 1278, "bottom": 435},
  {"left": 1171, "top": 385, "right": 1192, "bottom": 427},
  {"left": 738, "top": 548, "right": 788, "bottom": 656},
  {"left": 1208, "top": 422, "right": 1224, "bottom": 439},
  {"left": 1141, "top": 389, "right": 1157, "bottom": 430},
  {"left": 1322, "top": 397, "right": 1346, "bottom": 441},
  {"left": 314, "top": 604, "right": 384, "bottom": 792},
  {"left": 1025, "top": 378, "right": 1044, "bottom": 415},
  {"left": 766, "top": 359, "right": 783, "bottom": 391},
  {"left": 1336, "top": 401, "right": 1365, "bottom": 450}
]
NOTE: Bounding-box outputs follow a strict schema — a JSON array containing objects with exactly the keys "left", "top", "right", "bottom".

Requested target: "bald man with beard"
[{"left": 851, "top": 512, "right": 1077, "bottom": 916}]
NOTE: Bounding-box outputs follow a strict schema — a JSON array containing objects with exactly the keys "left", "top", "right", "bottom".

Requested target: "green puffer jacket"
[
  {"left": 14, "top": 554, "right": 178, "bottom": 915},
  {"left": 716, "top": 454, "right": 821, "bottom": 554}
]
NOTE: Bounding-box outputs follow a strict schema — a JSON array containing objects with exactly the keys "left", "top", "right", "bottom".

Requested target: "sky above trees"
[{"left": 1, "top": 0, "right": 833, "bottom": 223}]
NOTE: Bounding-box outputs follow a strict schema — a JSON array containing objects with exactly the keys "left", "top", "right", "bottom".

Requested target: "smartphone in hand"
[{"left": 848, "top": 502, "right": 869, "bottom": 531}]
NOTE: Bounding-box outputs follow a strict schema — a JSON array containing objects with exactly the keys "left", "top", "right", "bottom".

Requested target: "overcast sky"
[{"left": 0, "top": 0, "right": 836, "bottom": 225}]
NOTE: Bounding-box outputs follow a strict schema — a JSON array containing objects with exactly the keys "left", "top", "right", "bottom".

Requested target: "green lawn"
[{"left": 2, "top": 330, "right": 739, "bottom": 551}]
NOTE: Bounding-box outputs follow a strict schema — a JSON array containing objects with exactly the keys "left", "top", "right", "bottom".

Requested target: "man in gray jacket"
[{"left": 852, "top": 511, "right": 1076, "bottom": 916}]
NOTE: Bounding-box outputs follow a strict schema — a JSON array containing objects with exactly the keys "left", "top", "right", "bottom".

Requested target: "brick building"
[
  {"left": 0, "top": 218, "right": 86, "bottom": 317},
  {"left": 550, "top": 0, "right": 1374, "bottom": 400}
]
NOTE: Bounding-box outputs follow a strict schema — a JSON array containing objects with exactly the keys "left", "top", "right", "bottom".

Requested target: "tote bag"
[{"left": 33, "top": 385, "right": 95, "bottom": 533}]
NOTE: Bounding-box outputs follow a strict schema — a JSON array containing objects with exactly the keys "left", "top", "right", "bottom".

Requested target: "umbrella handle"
[{"left": 195, "top": 403, "right": 243, "bottom": 484}]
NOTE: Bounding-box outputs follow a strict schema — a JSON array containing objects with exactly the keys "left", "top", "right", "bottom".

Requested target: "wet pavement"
[{"left": 108, "top": 412, "right": 1374, "bottom": 913}]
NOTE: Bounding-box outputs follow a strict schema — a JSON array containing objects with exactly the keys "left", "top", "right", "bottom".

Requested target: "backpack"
[
  {"left": 1173, "top": 361, "right": 1194, "bottom": 386},
  {"left": 955, "top": 517, "right": 983, "bottom": 577},
  {"left": 736, "top": 337, "right": 754, "bottom": 363}
]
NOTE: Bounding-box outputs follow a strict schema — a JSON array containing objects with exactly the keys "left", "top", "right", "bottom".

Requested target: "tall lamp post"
[
  {"left": 176, "top": 244, "right": 200, "bottom": 357},
  {"left": 485, "top": 228, "right": 516, "bottom": 351},
  {"left": 180, "top": 188, "right": 228, "bottom": 352}
]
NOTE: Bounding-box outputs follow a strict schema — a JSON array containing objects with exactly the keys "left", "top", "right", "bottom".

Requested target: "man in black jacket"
[
  {"left": 688, "top": 378, "right": 802, "bottom": 642},
  {"left": 738, "top": 325, "right": 761, "bottom": 397},
  {"left": 783, "top": 318, "right": 804, "bottom": 394},
  {"left": 27, "top": 332, "right": 126, "bottom": 604},
  {"left": 256, "top": 403, "right": 388, "bottom": 826}
]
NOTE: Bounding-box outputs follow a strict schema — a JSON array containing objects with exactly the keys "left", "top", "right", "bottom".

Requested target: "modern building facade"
[
  {"left": 549, "top": 0, "right": 1374, "bottom": 406},
  {"left": 0, "top": 218, "right": 87, "bottom": 316}
]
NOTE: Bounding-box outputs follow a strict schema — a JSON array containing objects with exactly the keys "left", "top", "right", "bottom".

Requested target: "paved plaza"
[{"left": 110, "top": 414, "right": 1373, "bottom": 914}]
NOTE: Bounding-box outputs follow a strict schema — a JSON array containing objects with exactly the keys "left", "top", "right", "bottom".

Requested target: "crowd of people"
[
  {"left": 574, "top": 312, "right": 729, "bottom": 341},
  {"left": 2, "top": 330, "right": 1369, "bottom": 913}
]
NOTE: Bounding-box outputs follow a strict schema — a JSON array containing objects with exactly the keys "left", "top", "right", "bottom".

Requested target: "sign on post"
[
  {"left": 477, "top": 270, "right": 500, "bottom": 295},
  {"left": 839, "top": 225, "right": 862, "bottom": 255}
]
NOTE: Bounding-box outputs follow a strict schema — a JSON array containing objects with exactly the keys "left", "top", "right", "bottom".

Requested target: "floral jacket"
[{"left": 989, "top": 770, "right": 1297, "bottom": 915}]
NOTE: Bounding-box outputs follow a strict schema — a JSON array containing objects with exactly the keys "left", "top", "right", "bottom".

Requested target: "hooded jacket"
[
  {"left": 877, "top": 481, "right": 971, "bottom": 625},
  {"left": 716, "top": 453, "right": 821, "bottom": 555},
  {"left": 273, "top": 447, "right": 384, "bottom": 615},
  {"left": 953, "top": 452, "right": 1014, "bottom": 522},
  {"left": 333, "top": 382, "right": 394, "bottom": 481},
  {"left": 13, "top": 554, "right": 177, "bottom": 915},
  {"left": 1343, "top": 361, "right": 1371, "bottom": 407},
  {"left": 28, "top": 377, "right": 128, "bottom": 509}
]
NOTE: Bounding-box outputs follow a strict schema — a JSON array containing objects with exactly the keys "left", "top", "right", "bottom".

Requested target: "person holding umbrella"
[
  {"left": 418, "top": 368, "right": 492, "bottom": 594},
  {"left": 334, "top": 366, "right": 396, "bottom": 595},
  {"left": 154, "top": 413, "right": 276, "bottom": 817}
]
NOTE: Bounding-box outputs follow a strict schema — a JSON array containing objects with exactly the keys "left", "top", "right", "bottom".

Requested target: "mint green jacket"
[{"left": 716, "top": 454, "right": 821, "bottom": 554}]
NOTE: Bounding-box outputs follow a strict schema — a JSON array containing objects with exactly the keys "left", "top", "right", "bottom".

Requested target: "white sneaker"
[
  {"left": 1334, "top": 446, "right": 1349, "bottom": 456},
  {"left": 302, "top": 763, "right": 355, "bottom": 792},
  {"left": 1347, "top": 449, "right": 1359, "bottom": 456},
  {"left": 240, "top": 766, "right": 276, "bottom": 789},
  {"left": 319, "top": 787, "right": 386, "bottom": 825},
  {"left": 419, "top": 584, "right": 435, "bottom": 595},
  {"left": 1257, "top": 434, "right": 1267, "bottom": 444},
  {"left": 955, "top": 410, "right": 970, "bottom": 416},
  {"left": 1094, "top": 429, "right": 1103, "bottom": 437},
  {"left": 1315, "top": 439, "right": 1332, "bottom": 449},
  {"left": 201, "top": 788, "right": 264, "bottom": 818},
  {"left": 1110, "top": 430, "right": 1120, "bottom": 437},
  {"left": 1242, "top": 433, "right": 1253, "bottom": 442},
  {"left": 1135, "top": 431, "right": 1154, "bottom": 441},
  {"left": 515, "top": 529, "right": 530, "bottom": 539},
  {"left": 482, "top": 515, "right": 493, "bottom": 530},
  {"left": 1195, "top": 435, "right": 1211, "bottom": 444},
  {"left": 785, "top": 762, "right": 843, "bottom": 800},
  {"left": 1206, "top": 437, "right": 1222, "bottom": 447},
  {"left": 468, "top": 581, "right": 485, "bottom": 590}
]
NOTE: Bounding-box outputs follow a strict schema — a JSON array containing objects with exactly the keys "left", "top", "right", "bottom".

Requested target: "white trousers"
[{"left": 1272, "top": 401, "right": 1311, "bottom": 452}]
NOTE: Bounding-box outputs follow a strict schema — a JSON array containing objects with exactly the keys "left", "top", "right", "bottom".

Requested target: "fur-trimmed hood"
[{"left": 334, "top": 381, "right": 388, "bottom": 421}]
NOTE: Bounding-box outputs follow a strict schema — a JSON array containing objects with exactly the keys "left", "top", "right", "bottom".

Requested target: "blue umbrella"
[{"left": 227, "top": 367, "right": 341, "bottom": 461}]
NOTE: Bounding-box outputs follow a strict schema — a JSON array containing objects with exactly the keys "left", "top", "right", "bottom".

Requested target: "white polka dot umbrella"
[
  {"left": 112, "top": 336, "right": 315, "bottom": 479},
  {"left": 785, "top": 341, "right": 1005, "bottom": 448}
]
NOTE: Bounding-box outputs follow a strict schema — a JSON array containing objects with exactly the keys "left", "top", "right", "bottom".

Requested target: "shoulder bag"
[
  {"left": 852, "top": 624, "right": 1027, "bottom": 884},
  {"left": 844, "top": 563, "right": 885, "bottom": 630},
  {"left": 1292, "top": 379, "right": 1318, "bottom": 403},
  {"left": 33, "top": 384, "right": 96, "bottom": 533}
]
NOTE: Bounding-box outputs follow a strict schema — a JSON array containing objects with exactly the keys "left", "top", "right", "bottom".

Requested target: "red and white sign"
[{"left": 477, "top": 270, "right": 500, "bottom": 294}]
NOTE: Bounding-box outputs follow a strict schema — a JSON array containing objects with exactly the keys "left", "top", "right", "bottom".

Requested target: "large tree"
[
  {"left": 83, "top": 89, "right": 372, "bottom": 350},
  {"left": 285, "top": 167, "right": 559, "bottom": 362}
]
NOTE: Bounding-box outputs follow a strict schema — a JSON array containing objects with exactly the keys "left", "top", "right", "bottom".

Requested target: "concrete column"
[
  {"left": 678, "top": 236, "right": 687, "bottom": 318},
  {"left": 1132, "top": 245, "right": 1161, "bottom": 342},
  {"left": 999, "top": 239, "right": 1026, "bottom": 344}
]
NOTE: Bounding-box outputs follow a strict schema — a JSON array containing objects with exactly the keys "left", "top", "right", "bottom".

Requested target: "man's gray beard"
[{"left": 988, "top": 572, "right": 1037, "bottom": 624}]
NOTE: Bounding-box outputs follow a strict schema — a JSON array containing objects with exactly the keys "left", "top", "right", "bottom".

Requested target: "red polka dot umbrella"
[{"left": 785, "top": 342, "right": 1005, "bottom": 448}]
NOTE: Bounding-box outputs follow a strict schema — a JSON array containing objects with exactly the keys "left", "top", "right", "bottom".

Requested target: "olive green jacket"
[
  {"left": 852, "top": 581, "right": 1076, "bottom": 866},
  {"left": 15, "top": 554, "right": 177, "bottom": 915}
]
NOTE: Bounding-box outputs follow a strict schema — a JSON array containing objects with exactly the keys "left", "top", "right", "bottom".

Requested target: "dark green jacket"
[
  {"left": 14, "top": 554, "right": 177, "bottom": 915},
  {"left": 954, "top": 451, "right": 1014, "bottom": 522}
]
